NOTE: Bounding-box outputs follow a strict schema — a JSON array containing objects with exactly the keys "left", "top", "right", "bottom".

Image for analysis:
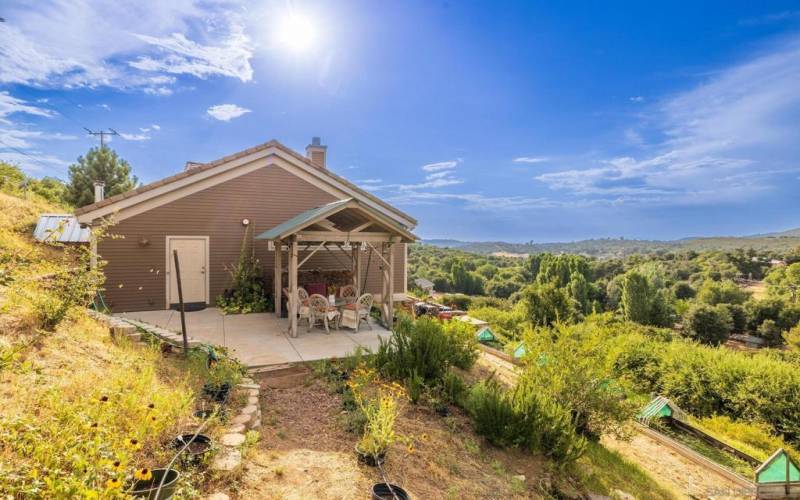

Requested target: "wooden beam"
[
  {"left": 352, "top": 245, "right": 360, "bottom": 294},
  {"left": 274, "top": 239, "right": 282, "bottom": 318},
  {"left": 288, "top": 236, "right": 298, "bottom": 338},
  {"left": 298, "top": 240, "right": 326, "bottom": 268},
  {"left": 366, "top": 241, "right": 391, "bottom": 267},
  {"left": 387, "top": 242, "right": 395, "bottom": 330},
  {"left": 296, "top": 230, "right": 395, "bottom": 243},
  {"left": 350, "top": 221, "right": 373, "bottom": 233},
  {"left": 315, "top": 218, "right": 337, "bottom": 230}
]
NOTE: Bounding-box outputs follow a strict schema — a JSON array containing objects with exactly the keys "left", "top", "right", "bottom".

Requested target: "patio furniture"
[
  {"left": 339, "top": 285, "right": 357, "bottom": 304},
  {"left": 340, "top": 293, "right": 374, "bottom": 332},
  {"left": 306, "top": 282, "right": 326, "bottom": 297},
  {"left": 308, "top": 293, "right": 341, "bottom": 334},
  {"left": 284, "top": 287, "right": 311, "bottom": 328}
]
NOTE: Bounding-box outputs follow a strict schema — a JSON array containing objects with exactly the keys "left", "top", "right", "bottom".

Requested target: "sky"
[{"left": 1, "top": 1, "right": 800, "bottom": 242}]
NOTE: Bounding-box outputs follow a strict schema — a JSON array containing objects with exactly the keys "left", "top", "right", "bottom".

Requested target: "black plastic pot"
[
  {"left": 372, "top": 483, "right": 409, "bottom": 500},
  {"left": 131, "top": 468, "right": 179, "bottom": 499},
  {"left": 202, "top": 382, "right": 231, "bottom": 403},
  {"left": 172, "top": 434, "right": 213, "bottom": 465},
  {"left": 355, "top": 445, "right": 386, "bottom": 467}
]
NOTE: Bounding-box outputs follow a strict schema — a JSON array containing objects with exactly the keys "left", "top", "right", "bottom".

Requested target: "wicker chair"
[
  {"left": 340, "top": 285, "right": 357, "bottom": 304},
  {"left": 341, "top": 293, "right": 374, "bottom": 332},
  {"left": 308, "top": 293, "right": 340, "bottom": 334},
  {"left": 283, "top": 287, "right": 311, "bottom": 328}
]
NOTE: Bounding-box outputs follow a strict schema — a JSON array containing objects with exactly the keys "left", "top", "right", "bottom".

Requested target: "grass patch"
[{"left": 572, "top": 441, "right": 676, "bottom": 500}]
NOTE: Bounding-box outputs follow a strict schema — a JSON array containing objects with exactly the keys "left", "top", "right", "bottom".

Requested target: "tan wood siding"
[{"left": 98, "top": 165, "right": 407, "bottom": 312}]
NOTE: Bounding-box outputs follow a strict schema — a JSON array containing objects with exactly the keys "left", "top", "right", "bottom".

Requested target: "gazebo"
[{"left": 256, "top": 198, "right": 416, "bottom": 337}]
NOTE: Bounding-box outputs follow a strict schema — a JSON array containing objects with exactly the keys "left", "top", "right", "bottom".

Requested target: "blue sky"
[{"left": 2, "top": 1, "right": 800, "bottom": 242}]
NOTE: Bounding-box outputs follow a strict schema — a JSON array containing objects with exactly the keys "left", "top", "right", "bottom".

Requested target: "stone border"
[
  {"left": 87, "top": 309, "right": 202, "bottom": 349},
  {"left": 210, "top": 376, "right": 262, "bottom": 472}
]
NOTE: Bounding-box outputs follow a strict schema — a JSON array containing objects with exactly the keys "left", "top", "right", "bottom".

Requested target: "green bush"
[
  {"left": 441, "top": 369, "right": 468, "bottom": 406},
  {"left": 682, "top": 303, "right": 732, "bottom": 345},
  {"left": 374, "top": 316, "right": 477, "bottom": 384},
  {"left": 466, "top": 377, "right": 586, "bottom": 464}
]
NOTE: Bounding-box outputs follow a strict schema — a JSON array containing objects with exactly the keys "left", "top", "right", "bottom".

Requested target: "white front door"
[{"left": 167, "top": 237, "right": 208, "bottom": 305}]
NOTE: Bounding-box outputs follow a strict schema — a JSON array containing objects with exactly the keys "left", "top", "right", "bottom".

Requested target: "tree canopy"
[{"left": 66, "top": 146, "right": 138, "bottom": 207}]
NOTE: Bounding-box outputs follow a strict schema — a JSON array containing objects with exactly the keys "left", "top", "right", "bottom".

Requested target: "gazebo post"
[
  {"left": 387, "top": 241, "right": 395, "bottom": 331},
  {"left": 288, "top": 236, "right": 298, "bottom": 337},
  {"left": 352, "top": 244, "right": 361, "bottom": 295},
  {"left": 273, "top": 239, "right": 282, "bottom": 318}
]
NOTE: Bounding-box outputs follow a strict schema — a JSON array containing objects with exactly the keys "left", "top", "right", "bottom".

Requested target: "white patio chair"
[
  {"left": 308, "top": 293, "right": 340, "bottom": 334},
  {"left": 284, "top": 287, "right": 311, "bottom": 328},
  {"left": 341, "top": 293, "right": 374, "bottom": 332},
  {"left": 340, "top": 285, "right": 357, "bottom": 304}
]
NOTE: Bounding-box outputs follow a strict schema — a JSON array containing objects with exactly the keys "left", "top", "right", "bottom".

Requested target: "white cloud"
[
  {"left": 207, "top": 103, "right": 251, "bottom": 121},
  {"left": 421, "top": 159, "right": 459, "bottom": 172},
  {"left": 512, "top": 157, "right": 549, "bottom": 164},
  {"left": 0, "top": 91, "right": 55, "bottom": 123},
  {"left": 536, "top": 37, "right": 800, "bottom": 206},
  {"left": 119, "top": 132, "right": 150, "bottom": 141},
  {"left": 0, "top": 1, "right": 253, "bottom": 93},
  {"left": 151, "top": 124, "right": 161, "bottom": 130},
  {"left": 629, "top": 96, "right": 645, "bottom": 103}
]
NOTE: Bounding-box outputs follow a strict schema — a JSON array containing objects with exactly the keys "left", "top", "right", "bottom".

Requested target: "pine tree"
[{"left": 66, "top": 146, "right": 138, "bottom": 207}]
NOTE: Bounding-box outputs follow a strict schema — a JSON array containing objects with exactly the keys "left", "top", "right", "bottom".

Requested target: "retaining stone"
[
  {"left": 238, "top": 383, "right": 259, "bottom": 390},
  {"left": 211, "top": 448, "right": 241, "bottom": 472},
  {"left": 247, "top": 396, "right": 258, "bottom": 406},
  {"left": 206, "top": 494, "right": 230, "bottom": 500},
  {"left": 221, "top": 433, "right": 246, "bottom": 447},
  {"left": 240, "top": 405, "right": 258, "bottom": 416},
  {"left": 227, "top": 423, "right": 246, "bottom": 434},
  {"left": 250, "top": 418, "right": 261, "bottom": 430},
  {"left": 231, "top": 414, "right": 251, "bottom": 425}
]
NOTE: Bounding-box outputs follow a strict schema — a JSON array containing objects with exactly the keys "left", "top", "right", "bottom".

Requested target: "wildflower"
[
  {"left": 98, "top": 395, "right": 109, "bottom": 403},
  {"left": 149, "top": 415, "right": 157, "bottom": 423},
  {"left": 147, "top": 403, "right": 155, "bottom": 409},
  {"left": 420, "top": 433, "right": 429, "bottom": 442},
  {"left": 134, "top": 468, "right": 153, "bottom": 481},
  {"left": 126, "top": 438, "right": 142, "bottom": 450},
  {"left": 29, "top": 468, "right": 38, "bottom": 479},
  {"left": 111, "top": 460, "right": 123, "bottom": 472},
  {"left": 406, "top": 443, "right": 415, "bottom": 454},
  {"left": 106, "top": 477, "right": 122, "bottom": 489}
]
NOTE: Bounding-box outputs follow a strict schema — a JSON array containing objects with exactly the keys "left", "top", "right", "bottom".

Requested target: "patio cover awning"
[{"left": 255, "top": 198, "right": 416, "bottom": 243}]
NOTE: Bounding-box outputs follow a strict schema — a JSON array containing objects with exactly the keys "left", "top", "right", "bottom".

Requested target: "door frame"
[{"left": 165, "top": 235, "right": 210, "bottom": 309}]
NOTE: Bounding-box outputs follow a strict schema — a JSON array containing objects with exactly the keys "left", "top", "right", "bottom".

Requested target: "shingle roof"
[
  {"left": 73, "top": 140, "right": 416, "bottom": 226},
  {"left": 33, "top": 214, "right": 90, "bottom": 243}
]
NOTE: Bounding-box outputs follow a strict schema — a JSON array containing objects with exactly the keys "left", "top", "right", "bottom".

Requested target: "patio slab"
[{"left": 116, "top": 307, "right": 392, "bottom": 367}]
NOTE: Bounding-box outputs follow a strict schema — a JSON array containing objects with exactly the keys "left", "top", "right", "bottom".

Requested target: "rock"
[
  {"left": 227, "top": 423, "right": 246, "bottom": 433},
  {"left": 238, "top": 383, "right": 260, "bottom": 390},
  {"left": 231, "top": 414, "right": 252, "bottom": 425},
  {"left": 246, "top": 389, "right": 259, "bottom": 397},
  {"left": 512, "top": 475, "right": 525, "bottom": 483},
  {"left": 250, "top": 418, "right": 261, "bottom": 429},
  {"left": 211, "top": 448, "right": 241, "bottom": 471},
  {"left": 247, "top": 396, "right": 258, "bottom": 406},
  {"left": 241, "top": 377, "right": 255, "bottom": 384},
  {"left": 206, "top": 494, "right": 229, "bottom": 500},
  {"left": 587, "top": 494, "right": 611, "bottom": 500},
  {"left": 241, "top": 404, "right": 258, "bottom": 416},
  {"left": 611, "top": 490, "right": 635, "bottom": 500},
  {"left": 221, "top": 433, "right": 246, "bottom": 447}
]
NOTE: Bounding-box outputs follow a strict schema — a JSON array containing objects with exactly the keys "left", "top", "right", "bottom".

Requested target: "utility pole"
[{"left": 84, "top": 128, "right": 118, "bottom": 147}]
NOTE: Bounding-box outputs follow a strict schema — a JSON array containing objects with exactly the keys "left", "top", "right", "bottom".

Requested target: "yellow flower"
[
  {"left": 106, "top": 477, "right": 122, "bottom": 489},
  {"left": 110, "top": 460, "right": 123, "bottom": 472},
  {"left": 29, "top": 468, "right": 38, "bottom": 479},
  {"left": 420, "top": 433, "right": 429, "bottom": 442},
  {"left": 134, "top": 468, "right": 152, "bottom": 481},
  {"left": 406, "top": 443, "right": 415, "bottom": 454},
  {"left": 126, "top": 438, "right": 142, "bottom": 450}
]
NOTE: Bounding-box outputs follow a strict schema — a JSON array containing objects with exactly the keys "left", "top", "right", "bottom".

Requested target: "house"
[
  {"left": 75, "top": 138, "right": 417, "bottom": 334},
  {"left": 413, "top": 277, "right": 435, "bottom": 294}
]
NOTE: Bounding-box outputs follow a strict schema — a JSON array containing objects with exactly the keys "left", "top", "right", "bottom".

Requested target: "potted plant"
[
  {"left": 348, "top": 367, "right": 408, "bottom": 466},
  {"left": 372, "top": 482, "right": 410, "bottom": 500},
  {"left": 201, "top": 348, "right": 244, "bottom": 404},
  {"left": 130, "top": 468, "right": 180, "bottom": 499},
  {"left": 172, "top": 433, "right": 213, "bottom": 465}
]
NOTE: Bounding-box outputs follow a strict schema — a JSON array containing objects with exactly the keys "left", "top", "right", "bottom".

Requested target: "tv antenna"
[{"left": 84, "top": 128, "right": 118, "bottom": 147}]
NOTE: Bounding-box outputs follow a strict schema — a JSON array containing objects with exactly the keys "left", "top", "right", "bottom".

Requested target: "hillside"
[{"left": 424, "top": 228, "right": 800, "bottom": 258}]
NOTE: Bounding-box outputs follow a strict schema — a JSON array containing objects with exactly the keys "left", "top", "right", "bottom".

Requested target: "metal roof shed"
[{"left": 33, "top": 214, "right": 90, "bottom": 244}]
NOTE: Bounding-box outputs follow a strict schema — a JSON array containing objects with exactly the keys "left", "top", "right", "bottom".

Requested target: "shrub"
[
  {"left": 347, "top": 367, "right": 409, "bottom": 458},
  {"left": 216, "top": 226, "right": 271, "bottom": 314},
  {"left": 374, "top": 316, "right": 477, "bottom": 384},
  {"left": 441, "top": 369, "right": 468, "bottom": 406},
  {"left": 466, "top": 377, "right": 586, "bottom": 464},
  {"left": 682, "top": 303, "right": 732, "bottom": 345}
]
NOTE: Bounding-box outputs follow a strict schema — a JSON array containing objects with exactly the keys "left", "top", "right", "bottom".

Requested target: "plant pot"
[
  {"left": 131, "top": 468, "right": 179, "bottom": 499},
  {"left": 172, "top": 434, "right": 213, "bottom": 465},
  {"left": 372, "top": 483, "right": 409, "bottom": 500},
  {"left": 355, "top": 444, "right": 386, "bottom": 467},
  {"left": 202, "top": 382, "right": 231, "bottom": 403}
]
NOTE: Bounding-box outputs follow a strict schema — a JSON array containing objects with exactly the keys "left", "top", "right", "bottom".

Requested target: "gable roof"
[
  {"left": 74, "top": 139, "right": 416, "bottom": 228},
  {"left": 255, "top": 198, "right": 417, "bottom": 242}
]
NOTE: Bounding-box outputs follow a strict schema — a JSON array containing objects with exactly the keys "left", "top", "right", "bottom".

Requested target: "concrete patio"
[{"left": 114, "top": 307, "right": 392, "bottom": 367}]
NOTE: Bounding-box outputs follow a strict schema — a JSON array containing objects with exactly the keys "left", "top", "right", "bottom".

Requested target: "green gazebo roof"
[
  {"left": 476, "top": 327, "right": 495, "bottom": 342},
  {"left": 756, "top": 449, "right": 800, "bottom": 484}
]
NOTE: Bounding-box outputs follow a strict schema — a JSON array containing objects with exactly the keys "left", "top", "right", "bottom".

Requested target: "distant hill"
[{"left": 422, "top": 228, "right": 800, "bottom": 259}]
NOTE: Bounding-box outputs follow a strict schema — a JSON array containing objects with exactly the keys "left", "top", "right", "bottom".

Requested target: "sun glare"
[{"left": 276, "top": 12, "right": 317, "bottom": 52}]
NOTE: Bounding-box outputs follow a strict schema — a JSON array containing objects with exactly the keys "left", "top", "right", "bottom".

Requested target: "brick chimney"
[
  {"left": 93, "top": 181, "right": 105, "bottom": 203},
  {"left": 305, "top": 137, "right": 327, "bottom": 169}
]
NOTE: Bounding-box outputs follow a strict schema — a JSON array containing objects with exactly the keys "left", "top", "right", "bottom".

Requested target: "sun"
[{"left": 275, "top": 12, "right": 318, "bottom": 53}]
